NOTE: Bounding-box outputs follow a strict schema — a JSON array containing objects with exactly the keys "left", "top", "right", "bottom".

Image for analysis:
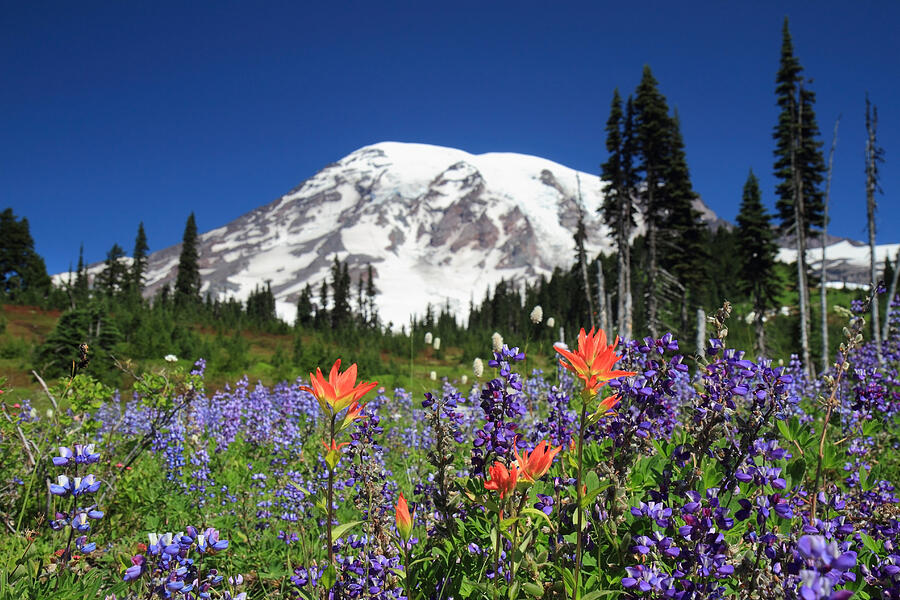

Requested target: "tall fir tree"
[
  {"left": 365, "top": 263, "right": 378, "bottom": 328},
  {"left": 73, "top": 244, "right": 89, "bottom": 305},
  {"left": 773, "top": 18, "right": 826, "bottom": 374},
  {"left": 600, "top": 89, "right": 637, "bottom": 338},
  {"left": 735, "top": 170, "right": 780, "bottom": 355},
  {"left": 96, "top": 243, "right": 127, "bottom": 297},
  {"left": 330, "top": 256, "right": 352, "bottom": 329},
  {"left": 659, "top": 110, "right": 708, "bottom": 301},
  {"left": 130, "top": 222, "right": 149, "bottom": 298},
  {"left": 0, "top": 208, "right": 50, "bottom": 302},
  {"left": 633, "top": 65, "right": 674, "bottom": 337},
  {"left": 296, "top": 283, "right": 314, "bottom": 327},
  {"left": 174, "top": 212, "right": 202, "bottom": 308}
]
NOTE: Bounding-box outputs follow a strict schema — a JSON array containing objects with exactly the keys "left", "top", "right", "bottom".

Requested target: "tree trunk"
[
  {"left": 793, "top": 90, "right": 812, "bottom": 377},
  {"left": 820, "top": 118, "right": 839, "bottom": 372},
  {"left": 866, "top": 102, "right": 883, "bottom": 364},
  {"left": 597, "top": 261, "right": 610, "bottom": 334},
  {"left": 696, "top": 308, "right": 706, "bottom": 356},
  {"left": 646, "top": 171, "right": 659, "bottom": 339},
  {"left": 883, "top": 248, "right": 900, "bottom": 341}
]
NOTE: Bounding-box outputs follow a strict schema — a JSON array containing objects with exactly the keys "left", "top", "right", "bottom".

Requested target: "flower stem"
[
  {"left": 573, "top": 392, "right": 588, "bottom": 600},
  {"left": 326, "top": 415, "right": 335, "bottom": 566}
]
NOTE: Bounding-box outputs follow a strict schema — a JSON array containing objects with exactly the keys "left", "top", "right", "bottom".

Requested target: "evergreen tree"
[
  {"left": 659, "top": 110, "right": 708, "bottom": 299},
  {"left": 296, "top": 283, "right": 314, "bottom": 327},
  {"left": 96, "top": 243, "right": 127, "bottom": 297},
  {"left": 174, "top": 213, "right": 201, "bottom": 308},
  {"left": 633, "top": 65, "right": 674, "bottom": 337},
  {"left": 773, "top": 18, "right": 826, "bottom": 373},
  {"left": 735, "top": 170, "right": 780, "bottom": 355},
  {"left": 365, "top": 263, "right": 378, "bottom": 328},
  {"left": 34, "top": 302, "right": 122, "bottom": 383},
  {"left": 330, "top": 256, "right": 352, "bottom": 329},
  {"left": 73, "top": 244, "right": 89, "bottom": 305},
  {"left": 316, "top": 279, "right": 329, "bottom": 328},
  {"left": 130, "top": 222, "right": 149, "bottom": 297},
  {"left": 0, "top": 208, "right": 51, "bottom": 302},
  {"left": 600, "top": 89, "right": 637, "bottom": 338}
]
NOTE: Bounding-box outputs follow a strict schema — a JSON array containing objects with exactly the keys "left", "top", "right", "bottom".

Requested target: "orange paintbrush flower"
[
  {"left": 555, "top": 327, "right": 636, "bottom": 393},
  {"left": 514, "top": 440, "right": 562, "bottom": 483},
  {"left": 300, "top": 359, "right": 378, "bottom": 417},
  {"left": 339, "top": 399, "right": 367, "bottom": 432},
  {"left": 395, "top": 492, "right": 413, "bottom": 542},
  {"left": 483, "top": 461, "right": 519, "bottom": 499}
]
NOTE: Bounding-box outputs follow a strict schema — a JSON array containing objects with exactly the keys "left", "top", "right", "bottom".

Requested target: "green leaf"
[
  {"left": 859, "top": 533, "right": 881, "bottom": 554},
  {"left": 330, "top": 520, "right": 363, "bottom": 544},
  {"left": 500, "top": 516, "right": 520, "bottom": 529},
  {"left": 522, "top": 582, "right": 544, "bottom": 597},
  {"left": 580, "top": 483, "right": 611, "bottom": 508},
  {"left": 787, "top": 457, "right": 806, "bottom": 485},
  {"left": 581, "top": 590, "right": 621, "bottom": 600},
  {"left": 776, "top": 419, "right": 792, "bottom": 441},
  {"left": 520, "top": 507, "right": 553, "bottom": 529},
  {"left": 320, "top": 564, "right": 337, "bottom": 590}
]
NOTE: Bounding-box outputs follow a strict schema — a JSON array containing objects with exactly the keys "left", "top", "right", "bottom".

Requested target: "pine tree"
[
  {"left": 735, "top": 170, "right": 780, "bottom": 355},
  {"left": 174, "top": 213, "right": 201, "bottom": 308},
  {"left": 296, "top": 283, "right": 314, "bottom": 327},
  {"left": 660, "top": 110, "right": 708, "bottom": 298},
  {"left": 73, "top": 244, "right": 89, "bottom": 305},
  {"left": 316, "top": 280, "right": 329, "bottom": 328},
  {"left": 0, "top": 208, "right": 51, "bottom": 302},
  {"left": 96, "top": 243, "right": 127, "bottom": 297},
  {"left": 130, "top": 222, "right": 149, "bottom": 298},
  {"left": 633, "top": 65, "right": 674, "bottom": 337},
  {"left": 773, "top": 18, "right": 826, "bottom": 374},
  {"left": 365, "top": 263, "right": 378, "bottom": 328},
  {"left": 600, "top": 89, "right": 637, "bottom": 338},
  {"left": 330, "top": 256, "right": 352, "bottom": 329}
]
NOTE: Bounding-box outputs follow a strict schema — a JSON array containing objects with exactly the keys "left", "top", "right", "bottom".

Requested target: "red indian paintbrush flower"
[
  {"left": 300, "top": 359, "right": 378, "bottom": 418},
  {"left": 395, "top": 492, "right": 413, "bottom": 542},
  {"left": 555, "top": 327, "right": 636, "bottom": 394},
  {"left": 514, "top": 440, "right": 562, "bottom": 483},
  {"left": 484, "top": 461, "right": 519, "bottom": 499}
]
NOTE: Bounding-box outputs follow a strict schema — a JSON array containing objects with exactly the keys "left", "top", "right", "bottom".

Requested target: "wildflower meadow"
[{"left": 2, "top": 294, "right": 900, "bottom": 600}]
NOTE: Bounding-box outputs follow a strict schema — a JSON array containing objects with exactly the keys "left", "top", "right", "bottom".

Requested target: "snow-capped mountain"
[
  {"left": 53, "top": 141, "right": 897, "bottom": 326},
  {"left": 98, "top": 141, "right": 642, "bottom": 327}
]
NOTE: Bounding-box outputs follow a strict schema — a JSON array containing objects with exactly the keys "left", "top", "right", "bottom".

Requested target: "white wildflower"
[
  {"left": 460, "top": 374, "right": 468, "bottom": 386},
  {"left": 546, "top": 317, "right": 555, "bottom": 328},
  {"left": 473, "top": 357, "right": 484, "bottom": 378},
  {"left": 164, "top": 354, "right": 178, "bottom": 363},
  {"left": 424, "top": 332, "right": 433, "bottom": 344},
  {"left": 433, "top": 337, "right": 441, "bottom": 350},
  {"left": 429, "top": 370, "right": 437, "bottom": 381},
  {"left": 491, "top": 332, "right": 503, "bottom": 353},
  {"left": 530, "top": 305, "right": 543, "bottom": 324}
]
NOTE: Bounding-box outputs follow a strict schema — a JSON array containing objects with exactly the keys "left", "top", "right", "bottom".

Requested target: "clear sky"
[{"left": 3, "top": 1, "right": 898, "bottom": 275}]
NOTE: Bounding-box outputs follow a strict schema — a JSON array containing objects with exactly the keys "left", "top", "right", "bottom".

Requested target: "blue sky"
[{"left": 3, "top": 1, "right": 898, "bottom": 275}]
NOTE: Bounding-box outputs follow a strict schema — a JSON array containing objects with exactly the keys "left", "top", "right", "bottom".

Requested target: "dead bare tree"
[
  {"left": 820, "top": 117, "right": 839, "bottom": 373},
  {"left": 865, "top": 95, "right": 885, "bottom": 364}
]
